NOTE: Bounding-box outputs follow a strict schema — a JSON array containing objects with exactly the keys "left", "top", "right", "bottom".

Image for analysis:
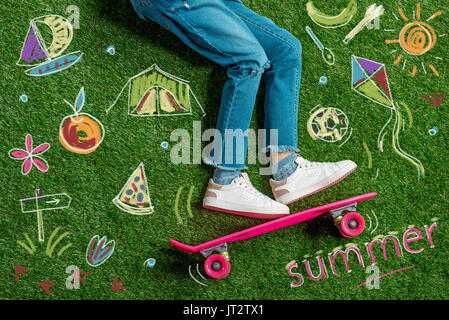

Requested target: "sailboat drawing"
[{"left": 17, "top": 15, "right": 83, "bottom": 77}]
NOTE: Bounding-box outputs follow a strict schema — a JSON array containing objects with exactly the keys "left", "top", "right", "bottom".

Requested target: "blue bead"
[
  {"left": 318, "top": 76, "right": 328, "bottom": 85},
  {"left": 160, "top": 141, "right": 169, "bottom": 150},
  {"left": 146, "top": 258, "right": 156, "bottom": 268},
  {"left": 429, "top": 126, "right": 439, "bottom": 136},
  {"left": 106, "top": 45, "right": 116, "bottom": 55}
]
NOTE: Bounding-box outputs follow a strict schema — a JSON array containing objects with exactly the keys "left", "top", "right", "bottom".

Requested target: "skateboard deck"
[{"left": 170, "top": 192, "right": 377, "bottom": 253}]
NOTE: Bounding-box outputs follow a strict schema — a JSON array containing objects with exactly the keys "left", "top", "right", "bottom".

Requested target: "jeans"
[{"left": 131, "top": 0, "right": 302, "bottom": 170}]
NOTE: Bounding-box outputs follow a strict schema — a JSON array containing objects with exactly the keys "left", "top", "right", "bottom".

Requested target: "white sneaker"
[
  {"left": 203, "top": 173, "right": 290, "bottom": 219},
  {"left": 269, "top": 156, "right": 357, "bottom": 205}
]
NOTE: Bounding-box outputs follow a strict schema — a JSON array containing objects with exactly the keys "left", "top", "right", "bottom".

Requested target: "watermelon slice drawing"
[{"left": 112, "top": 163, "right": 154, "bottom": 215}]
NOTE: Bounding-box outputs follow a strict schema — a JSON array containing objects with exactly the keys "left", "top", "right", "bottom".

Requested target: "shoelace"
[
  {"left": 232, "top": 177, "right": 266, "bottom": 197},
  {"left": 296, "top": 157, "right": 331, "bottom": 168}
]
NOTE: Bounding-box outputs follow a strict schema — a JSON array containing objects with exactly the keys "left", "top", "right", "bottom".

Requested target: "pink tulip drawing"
[
  {"left": 8, "top": 134, "right": 50, "bottom": 175},
  {"left": 86, "top": 235, "right": 115, "bottom": 267}
]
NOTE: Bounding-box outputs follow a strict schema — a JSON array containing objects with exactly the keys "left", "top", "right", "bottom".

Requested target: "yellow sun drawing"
[{"left": 385, "top": 2, "right": 443, "bottom": 77}]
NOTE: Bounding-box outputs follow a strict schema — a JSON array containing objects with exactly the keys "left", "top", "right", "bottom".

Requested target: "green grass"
[{"left": 1, "top": 0, "right": 448, "bottom": 300}]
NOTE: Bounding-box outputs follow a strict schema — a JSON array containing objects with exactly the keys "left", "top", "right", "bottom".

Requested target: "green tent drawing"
[{"left": 106, "top": 64, "right": 205, "bottom": 117}]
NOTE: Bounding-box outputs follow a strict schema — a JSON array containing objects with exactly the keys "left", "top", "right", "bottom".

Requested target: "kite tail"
[
  {"left": 377, "top": 107, "right": 393, "bottom": 152},
  {"left": 391, "top": 102, "right": 425, "bottom": 180},
  {"left": 105, "top": 78, "right": 132, "bottom": 114}
]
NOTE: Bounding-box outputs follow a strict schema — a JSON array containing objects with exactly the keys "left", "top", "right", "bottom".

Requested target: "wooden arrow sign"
[
  {"left": 19, "top": 189, "right": 72, "bottom": 242},
  {"left": 20, "top": 192, "right": 72, "bottom": 213}
]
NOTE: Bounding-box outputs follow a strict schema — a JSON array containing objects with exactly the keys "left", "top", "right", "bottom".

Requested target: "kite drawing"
[
  {"left": 16, "top": 15, "right": 83, "bottom": 77},
  {"left": 106, "top": 64, "right": 205, "bottom": 117},
  {"left": 352, "top": 55, "right": 425, "bottom": 179},
  {"left": 112, "top": 163, "right": 154, "bottom": 215},
  {"left": 385, "top": 2, "right": 443, "bottom": 77}
]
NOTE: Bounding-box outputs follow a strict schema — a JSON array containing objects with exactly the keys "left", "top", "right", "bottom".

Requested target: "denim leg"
[
  {"left": 131, "top": 0, "right": 270, "bottom": 170},
  {"left": 213, "top": 169, "right": 241, "bottom": 185},
  {"left": 222, "top": 0, "right": 302, "bottom": 154},
  {"left": 272, "top": 153, "right": 298, "bottom": 181}
]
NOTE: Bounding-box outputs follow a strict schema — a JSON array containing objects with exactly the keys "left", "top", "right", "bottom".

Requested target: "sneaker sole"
[
  {"left": 203, "top": 205, "right": 290, "bottom": 220},
  {"left": 284, "top": 166, "right": 357, "bottom": 205}
]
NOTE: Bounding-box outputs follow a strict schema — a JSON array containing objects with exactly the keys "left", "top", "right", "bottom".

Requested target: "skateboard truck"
[
  {"left": 330, "top": 203, "right": 358, "bottom": 219},
  {"left": 200, "top": 243, "right": 229, "bottom": 261}
]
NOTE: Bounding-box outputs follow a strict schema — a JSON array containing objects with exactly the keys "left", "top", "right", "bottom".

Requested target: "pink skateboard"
[{"left": 170, "top": 192, "right": 377, "bottom": 279}]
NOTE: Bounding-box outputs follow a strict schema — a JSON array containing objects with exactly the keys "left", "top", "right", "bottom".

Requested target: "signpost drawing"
[{"left": 20, "top": 188, "right": 72, "bottom": 242}]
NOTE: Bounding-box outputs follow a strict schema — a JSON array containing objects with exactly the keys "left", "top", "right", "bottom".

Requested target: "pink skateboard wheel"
[
  {"left": 339, "top": 212, "right": 365, "bottom": 238},
  {"left": 204, "top": 254, "right": 231, "bottom": 279},
  {"left": 339, "top": 228, "right": 353, "bottom": 238}
]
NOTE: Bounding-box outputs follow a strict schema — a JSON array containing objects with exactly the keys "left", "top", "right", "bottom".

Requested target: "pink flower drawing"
[{"left": 8, "top": 134, "right": 50, "bottom": 175}]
